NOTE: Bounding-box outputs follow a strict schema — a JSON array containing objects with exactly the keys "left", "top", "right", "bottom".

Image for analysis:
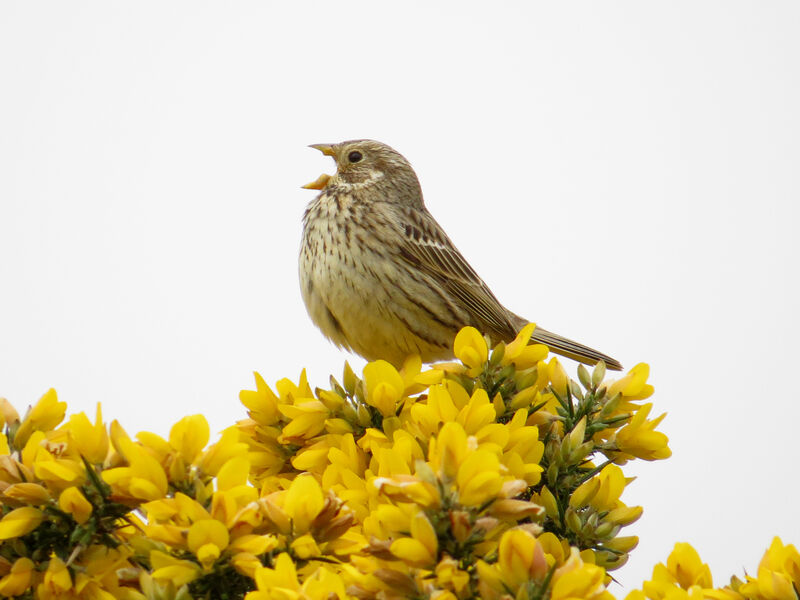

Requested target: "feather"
[{"left": 396, "top": 207, "right": 623, "bottom": 370}]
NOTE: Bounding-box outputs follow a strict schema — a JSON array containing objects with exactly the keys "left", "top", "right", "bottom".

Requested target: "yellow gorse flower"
[
  {"left": 608, "top": 363, "right": 654, "bottom": 400},
  {"left": 477, "top": 528, "right": 616, "bottom": 600},
  {"left": 58, "top": 486, "right": 93, "bottom": 524},
  {"left": 283, "top": 474, "right": 325, "bottom": 534},
  {"left": 363, "top": 360, "right": 406, "bottom": 417},
  {"left": 151, "top": 549, "right": 204, "bottom": 587},
  {"left": 187, "top": 519, "right": 230, "bottom": 570},
  {"left": 0, "top": 507, "right": 44, "bottom": 540},
  {"left": 102, "top": 436, "right": 168, "bottom": 501},
  {"left": 66, "top": 403, "right": 109, "bottom": 465},
  {"left": 502, "top": 322, "right": 550, "bottom": 370},
  {"left": 0, "top": 557, "right": 34, "bottom": 597},
  {"left": 738, "top": 537, "right": 800, "bottom": 600},
  {"left": 37, "top": 554, "right": 73, "bottom": 598},
  {"left": 453, "top": 326, "right": 489, "bottom": 376},
  {"left": 551, "top": 549, "right": 615, "bottom": 600},
  {"left": 626, "top": 539, "right": 800, "bottom": 600},
  {"left": 0, "top": 325, "right": 789, "bottom": 600},
  {"left": 389, "top": 510, "right": 438, "bottom": 567},
  {"left": 613, "top": 402, "right": 671, "bottom": 462},
  {"left": 169, "top": 414, "right": 211, "bottom": 465},
  {"left": 13, "top": 388, "right": 66, "bottom": 448},
  {"left": 247, "top": 553, "right": 301, "bottom": 600}
]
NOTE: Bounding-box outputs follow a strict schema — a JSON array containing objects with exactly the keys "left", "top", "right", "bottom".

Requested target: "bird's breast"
[{"left": 299, "top": 192, "right": 369, "bottom": 344}]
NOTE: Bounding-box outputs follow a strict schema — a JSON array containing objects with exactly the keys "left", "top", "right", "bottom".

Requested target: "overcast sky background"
[{"left": 1, "top": 1, "right": 798, "bottom": 592}]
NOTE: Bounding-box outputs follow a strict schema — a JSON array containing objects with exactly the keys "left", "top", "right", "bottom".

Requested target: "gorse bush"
[{"left": 0, "top": 325, "right": 796, "bottom": 599}]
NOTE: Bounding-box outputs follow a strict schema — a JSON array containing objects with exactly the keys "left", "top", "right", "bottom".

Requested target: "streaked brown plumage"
[{"left": 299, "top": 139, "right": 622, "bottom": 370}]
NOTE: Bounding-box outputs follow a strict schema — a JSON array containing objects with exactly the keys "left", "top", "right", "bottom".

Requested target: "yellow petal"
[
  {"left": 229, "top": 534, "right": 278, "bottom": 556},
  {"left": 498, "top": 528, "right": 539, "bottom": 589},
  {"left": 0, "top": 557, "right": 34, "bottom": 597},
  {"left": 59, "top": 487, "right": 93, "bottom": 524},
  {"left": 665, "top": 542, "right": 713, "bottom": 589},
  {"left": 150, "top": 550, "right": 203, "bottom": 586},
  {"left": 169, "top": 415, "right": 210, "bottom": 463},
  {"left": 14, "top": 388, "right": 66, "bottom": 447},
  {"left": 129, "top": 477, "right": 164, "bottom": 501},
  {"left": 410, "top": 510, "right": 438, "bottom": 557},
  {"left": 0, "top": 398, "right": 20, "bottom": 429},
  {"left": 548, "top": 358, "right": 568, "bottom": 397},
  {"left": 453, "top": 327, "right": 488, "bottom": 372},
  {"left": 363, "top": 360, "right": 404, "bottom": 417},
  {"left": 196, "top": 542, "right": 221, "bottom": 569},
  {"left": 457, "top": 450, "right": 502, "bottom": 506},
  {"left": 103, "top": 437, "right": 168, "bottom": 500},
  {"left": 551, "top": 560, "right": 608, "bottom": 600},
  {"left": 67, "top": 404, "right": 109, "bottom": 464},
  {"left": 391, "top": 538, "right": 436, "bottom": 566},
  {"left": 457, "top": 389, "right": 495, "bottom": 434},
  {"left": 570, "top": 477, "right": 601, "bottom": 509},
  {"left": 433, "top": 422, "right": 468, "bottom": 481},
  {"left": 254, "top": 553, "right": 299, "bottom": 591},
  {"left": 217, "top": 456, "right": 251, "bottom": 491},
  {"left": 239, "top": 372, "right": 281, "bottom": 426},
  {"left": 2, "top": 482, "right": 52, "bottom": 504},
  {"left": 34, "top": 458, "right": 84, "bottom": 485},
  {"left": 514, "top": 344, "right": 550, "bottom": 369},
  {"left": 608, "top": 363, "right": 651, "bottom": 398},
  {"left": 231, "top": 552, "right": 262, "bottom": 578},
  {"left": 0, "top": 507, "right": 44, "bottom": 539},
  {"left": 290, "top": 533, "right": 321, "bottom": 559},
  {"left": 460, "top": 470, "right": 502, "bottom": 506},
  {"left": 283, "top": 474, "right": 324, "bottom": 534},
  {"left": 605, "top": 505, "right": 643, "bottom": 526},
  {"left": 43, "top": 555, "right": 72, "bottom": 592},
  {"left": 187, "top": 519, "right": 230, "bottom": 554},
  {"left": 504, "top": 323, "right": 537, "bottom": 360}
]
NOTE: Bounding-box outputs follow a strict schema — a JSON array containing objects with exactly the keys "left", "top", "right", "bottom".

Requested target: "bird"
[{"left": 299, "top": 139, "right": 622, "bottom": 371}]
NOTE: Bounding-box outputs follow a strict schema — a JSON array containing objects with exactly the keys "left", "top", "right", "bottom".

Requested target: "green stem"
[{"left": 575, "top": 458, "right": 614, "bottom": 486}]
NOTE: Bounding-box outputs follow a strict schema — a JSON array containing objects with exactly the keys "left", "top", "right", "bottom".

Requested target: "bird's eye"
[{"left": 348, "top": 151, "right": 363, "bottom": 163}]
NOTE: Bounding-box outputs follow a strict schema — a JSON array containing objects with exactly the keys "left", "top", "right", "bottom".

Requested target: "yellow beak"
[
  {"left": 309, "top": 143, "right": 336, "bottom": 157},
  {"left": 302, "top": 173, "right": 331, "bottom": 190},
  {"left": 303, "top": 144, "right": 337, "bottom": 189}
]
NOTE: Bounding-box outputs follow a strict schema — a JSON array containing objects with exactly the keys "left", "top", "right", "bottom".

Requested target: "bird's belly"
[{"left": 300, "top": 228, "right": 458, "bottom": 365}]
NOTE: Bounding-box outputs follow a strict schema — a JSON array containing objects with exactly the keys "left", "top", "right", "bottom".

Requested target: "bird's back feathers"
[{"left": 394, "top": 207, "right": 623, "bottom": 370}]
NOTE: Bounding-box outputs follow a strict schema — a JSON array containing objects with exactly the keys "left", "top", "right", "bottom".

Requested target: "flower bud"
[
  {"left": 577, "top": 364, "right": 591, "bottom": 390},
  {"left": 592, "top": 361, "right": 607, "bottom": 388},
  {"left": 343, "top": 362, "right": 357, "bottom": 395},
  {"left": 565, "top": 508, "right": 583, "bottom": 534}
]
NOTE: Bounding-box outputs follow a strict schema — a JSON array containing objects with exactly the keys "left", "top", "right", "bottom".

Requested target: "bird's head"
[{"left": 303, "top": 139, "right": 423, "bottom": 205}]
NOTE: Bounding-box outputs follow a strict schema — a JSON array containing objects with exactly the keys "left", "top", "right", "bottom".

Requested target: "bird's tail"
[{"left": 530, "top": 326, "right": 623, "bottom": 371}]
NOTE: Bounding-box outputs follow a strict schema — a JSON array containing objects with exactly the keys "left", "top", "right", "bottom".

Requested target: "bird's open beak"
[
  {"left": 302, "top": 144, "right": 336, "bottom": 189},
  {"left": 309, "top": 143, "right": 336, "bottom": 157},
  {"left": 302, "top": 173, "right": 331, "bottom": 190}
]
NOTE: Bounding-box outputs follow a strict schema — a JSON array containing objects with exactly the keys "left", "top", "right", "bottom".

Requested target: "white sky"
[{"left": 1, "top": 1, "right": 798, "bottom": 593}]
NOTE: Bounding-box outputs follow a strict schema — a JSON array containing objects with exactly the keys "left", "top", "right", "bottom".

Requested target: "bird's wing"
[
  {"left": 394, "top": 207, "right": 520, "bottom": 339},
  {"left": 391, "top": 206, "right": 624, "bottom": 370}
]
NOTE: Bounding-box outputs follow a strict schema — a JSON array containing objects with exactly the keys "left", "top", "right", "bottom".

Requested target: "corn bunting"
[{"left": 299, "top": 139, "right": 622, "bottom": 370}]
